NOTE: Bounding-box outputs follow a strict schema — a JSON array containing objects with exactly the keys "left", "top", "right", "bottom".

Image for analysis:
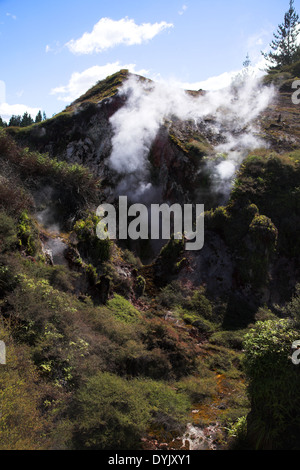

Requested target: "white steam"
[{"left": 108, "top": 73, "right": 275, "bottom": 202}]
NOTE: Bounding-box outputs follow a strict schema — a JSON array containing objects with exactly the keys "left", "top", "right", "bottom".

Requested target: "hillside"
[{"left": 1, "top": 68, "right": 300, "bottom": 450}]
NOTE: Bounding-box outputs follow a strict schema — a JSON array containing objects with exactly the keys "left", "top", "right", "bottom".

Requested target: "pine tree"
[
  {"left": 262, "top": 0, "right": 300, "bottom": 69},
  {"left": 8, "top": 115, "right": 22, "bottom": 127},
  {"left": 20, "top": 112, "right": 34, "bottom": 127},
  {"left": 35, "top": 110, "right": 42, "bottom": 123},
  {"left": 243, "top": 53, "right": 251, "bottom": 69},
  {"left": 231, "top": 53, "right": 253, "bottom": 90}
]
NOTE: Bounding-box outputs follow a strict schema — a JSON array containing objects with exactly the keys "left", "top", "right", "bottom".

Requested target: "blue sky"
[{"left": 0, "top": 0, "right": 298, "bottom": 121}]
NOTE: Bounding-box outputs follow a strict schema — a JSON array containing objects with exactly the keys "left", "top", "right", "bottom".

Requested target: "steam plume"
[{"left": 108, "top": 73, "right": 275, "bottom": 202}]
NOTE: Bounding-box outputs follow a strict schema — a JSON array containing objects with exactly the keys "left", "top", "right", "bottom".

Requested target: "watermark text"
[{"left": 96, "top": 197, "right": 204, "bottom": 251}]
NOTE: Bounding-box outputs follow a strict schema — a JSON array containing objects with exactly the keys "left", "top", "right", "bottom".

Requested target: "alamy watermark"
[
  {"left": 0, "top": 341, "right": 6, "bottom": 365},
  {"left": 96, "top": 197, "right": 204, "bottom": 251},
  {"left": 291, "top": 340, "right": 300, "bottom": 365},
  {"left": 291, "top": 80, "right": 300, "bottom": 104}
]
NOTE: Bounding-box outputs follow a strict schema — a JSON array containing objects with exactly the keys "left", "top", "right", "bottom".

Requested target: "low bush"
[
  {"left": 107, "top": 294, "right": 141, "bottom": 323},
  {"left": 72, "top": 372, "right": 191, "bottom": 450},
  {"left": 73, "top": 213, "right": 112, "bottom": 264},
  {"left": 0, "top": 212, "right": 18, "bottom": 253},
  {"left": 243, "top": 319, "right": 300, "bottom": 449}
]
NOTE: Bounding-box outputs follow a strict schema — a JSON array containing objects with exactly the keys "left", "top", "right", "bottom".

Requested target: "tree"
[
  {"left": 231, "top": 53, "right": 253, "bottom": 89},
  {"left": 0, "top": 116, "right": 7, "bottom": 127},
  {"left": 243, "top": 53, "right": 251, "bottom": 69},
  {"left": 262, "top": 0, "right": 300, "bottom": 69},
  {"left": 8, "top": 115, "right": 21, "bottom": 127},
  {"left": 20, "top": 112, "right": 33, "bottom": 127},
  {"left": 35, "top": 110, "right": 42, "bottom": 123}
]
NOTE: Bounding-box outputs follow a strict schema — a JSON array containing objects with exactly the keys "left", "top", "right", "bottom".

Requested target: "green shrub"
[
  {"left": 107, "top": 294, "right": 141, "bottom": 323},
  {"left": 202, "top": 344, "right": 240, "bottom": 374},
  {"left": 0, "top": 212, "right": 18, "bottom": 253},
  {"left": 243, "top": 319, "right": 300, "bottom": 449},
  {"left": 0, "top": 264, "right": 19, "bottom": 298},
  {"left": 0, "top": 132, "right": 100, "bottom": 225},
  {"left": 159, "top": 235, "right": 184, "bottom": 261},
  {"left": 286, "top": 284, "right": 300, "bottom": 325},
  {"left": 0, "top": 177, "right": 33, "bottom": 216},
  {"left": 73, "top": 372, "right": 150, "bottom": 449},
  {"left": 249, "top": 214, "right": 278, "bottom": 245},
  {"left": 179, "top": 308, "right": 216, "bottom": 335},
  {"left": 157, "top": 280, "right": 187, "bottom": 308},
  {"left": 122, "top": 249, "right": 142, "bottom": 268},
  {"left": 73, "top": 213, "right": 112, "bottom": 264},
  {"left": 135, "top": 275, "right": 146, "bottom": 297},
  {"left": 136, "top": 378, "right": 191, "bottom": 436},
  {"left": 227, "top": 416, "right": 248, "bottom": 448},
  {"left": 254, "top": 306, "right": 277, "bottom": 322},
  {"left": 73, "top": 372, "right": 191, "bottom": 450},
  {"left": 185, "top": 289, "right": 213, "bottom": 320},
  {"left": 0, "top": 324, "right": 49, "bottom": 450},
  {"left": 157, "top": 236, "right": 185, "bottom": 278},
  {"left": 17, "top": 211, "right": 40, "bottom": 256},
  {"left": 210, "top": 330, "right": 246, "bottom": 350},
  {"left": 177, "top": 375, "right": 217, "bottom": 403},
  {"left": 144, "top": 317, "right": 198, "bottom": 378}
]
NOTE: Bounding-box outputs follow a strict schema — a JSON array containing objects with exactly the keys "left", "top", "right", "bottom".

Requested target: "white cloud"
[
  {"left": 178, "top": 5, "right": 188, "bottom": 15},
  {"left": 0, "top": 80, "right": 40, "bottom": 122},
  {"left": 6, "top": 12, "right": 17, "bottom": 20},
  {"left": 0, "top": 103, "right": 40, "bottom": 123},
  {"left": 50, "top": 62, "right": 149, "bottom": 103},
  {"left": 45, "top": 41, "right": 62, "bottom": 54},
  {"left": 65, "top": 17, "right": 173, "bottom": 54}
]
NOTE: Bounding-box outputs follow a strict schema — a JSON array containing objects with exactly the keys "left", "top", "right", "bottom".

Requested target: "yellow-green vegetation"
[
  {"left": 73, "top": 372, "right": 191, "bottom": 450},
  {"left": 107, "top": 294, "right": 141, "bottom": 323},
  {"left": 243, "top": 317, "right": 300, "bottom": 450},
  {"left": 73, "top": 213, "right": 112, "bottom": 264},
  {"left": 17, "top": 211, "right": 40, "bottom": 256},
  {"left": 0, "top": 325, "right": 50, "bottom": 450},
  {"left": 0, "top": 130, "right": 101, "bottom": 229}
]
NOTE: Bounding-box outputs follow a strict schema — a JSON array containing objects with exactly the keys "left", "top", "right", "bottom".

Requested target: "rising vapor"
[{"left": 108, "top": 73, "right": 275, "bottom": 201}]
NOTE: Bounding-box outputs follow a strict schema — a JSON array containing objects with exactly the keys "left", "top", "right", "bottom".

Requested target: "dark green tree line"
[{"left": 0, "top": 110, "right": 47, "bottom": 128}]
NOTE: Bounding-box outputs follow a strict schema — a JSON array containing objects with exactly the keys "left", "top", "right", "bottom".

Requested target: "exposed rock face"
[
  {"left": 178, "top": 231, "right": 234, "bottom": 296},
  {"left": 21, "top": 99, "right": 120, "bottom": 177}
]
